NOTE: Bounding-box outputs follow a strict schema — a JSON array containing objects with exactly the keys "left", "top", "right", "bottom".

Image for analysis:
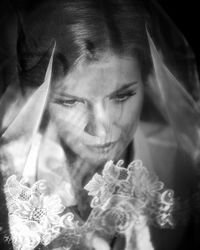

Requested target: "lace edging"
[{"left": 4, "top": 159, "right": 175, "bottom": 250}]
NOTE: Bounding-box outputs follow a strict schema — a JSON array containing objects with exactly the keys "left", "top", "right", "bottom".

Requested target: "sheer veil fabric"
[{"left": 0, "top": 1, "right": 200, "bottom": 250}]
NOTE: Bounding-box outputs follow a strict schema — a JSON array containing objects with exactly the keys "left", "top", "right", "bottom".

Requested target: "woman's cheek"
[
  {"left": 115, "top": 103, "right": 142, "bottom": 146},
  {"left": 48, "top": 104, "right": 88, "bottom": 137},
  {"left": 119, "top": 101, "right": 141, "bottom": 126}
]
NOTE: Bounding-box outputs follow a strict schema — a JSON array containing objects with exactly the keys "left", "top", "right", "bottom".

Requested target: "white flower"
[
  {"left": 16, "top": 194, "right": 65, "bottom": 231},
  {"left": 8, "top": 193, "right": 65, "bottom": 248},
  {"left": 5, "top": 175, "right": 47, "bottom": 213},
  {"left": 84, "top": 160, "right": 124, "bottom": 207},
  {"left": 9, "top": 215, "right": 40, "bottom": 250},
  {"left": 5, "top": 175, "right": 66, "bottom": 248},
  {"left": 84, "top": 173, "right": 113, "bottom": 207},
  {"left": 127, "top": 161, "right": 164, "bottom": 203}
]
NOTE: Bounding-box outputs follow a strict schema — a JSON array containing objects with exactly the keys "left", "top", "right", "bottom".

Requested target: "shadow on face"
[{"left": 48, "top": 53, "right": 144, "bottom": 165}]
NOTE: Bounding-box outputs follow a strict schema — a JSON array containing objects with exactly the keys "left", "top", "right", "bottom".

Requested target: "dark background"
[{"left": 157, "top": 1, "right": 200, "bottom": 65}]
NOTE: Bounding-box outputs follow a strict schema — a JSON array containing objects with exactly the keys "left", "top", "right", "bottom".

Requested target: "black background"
[{"left": 157, "top": 1, "right": 200, "bottom": 66}]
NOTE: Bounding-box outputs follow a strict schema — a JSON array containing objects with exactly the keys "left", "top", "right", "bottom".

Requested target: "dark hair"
[{"left": 17, "top": 0, "right": 152, "bottom": 87}]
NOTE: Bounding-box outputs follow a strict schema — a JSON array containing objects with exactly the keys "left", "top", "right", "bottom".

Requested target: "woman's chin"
[
  {"left": 82, "top": 151, "right": 113, "bottom": 166},
  {"left": 65, "top": 141, "right": 125, "bottom": 166}
]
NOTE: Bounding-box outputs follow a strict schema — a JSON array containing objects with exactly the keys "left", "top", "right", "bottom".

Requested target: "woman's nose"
[{"left": 84, "top": 102, "right": 109, "bottom": 137}]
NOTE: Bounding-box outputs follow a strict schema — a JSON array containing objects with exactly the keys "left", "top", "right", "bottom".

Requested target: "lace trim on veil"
[{"left": 4, "top": 159, "right": 175, "bottom": 250}]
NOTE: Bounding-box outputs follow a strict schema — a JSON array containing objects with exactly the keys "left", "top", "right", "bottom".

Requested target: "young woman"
[{"left": 0, "top": 0, "right": 200, "bottom": 249}]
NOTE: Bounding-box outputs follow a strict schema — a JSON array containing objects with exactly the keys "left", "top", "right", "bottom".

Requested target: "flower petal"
[{"left": 84, "top": 173, "right": 105, "bottom": 196}]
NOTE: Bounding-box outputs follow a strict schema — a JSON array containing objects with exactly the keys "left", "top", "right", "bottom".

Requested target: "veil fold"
[
  {"left": 0, "top": 43, "right": 55, "bottom": 181},
  {"left": 147, "top": 30, "right": 200, "bottom": 164}
]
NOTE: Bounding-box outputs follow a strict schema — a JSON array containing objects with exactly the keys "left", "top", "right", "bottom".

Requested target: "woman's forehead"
[{"left": 52, "top": 55, "right": 141, "bottom": 99}]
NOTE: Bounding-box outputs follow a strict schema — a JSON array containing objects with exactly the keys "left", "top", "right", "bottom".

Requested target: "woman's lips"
[{"left": 86, "top": 141, "right": 117, "bottom": 153}]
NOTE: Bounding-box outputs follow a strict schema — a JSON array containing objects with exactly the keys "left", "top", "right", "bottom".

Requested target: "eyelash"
[
  {"left": 111, "top": 91, "right": 136, "bottom": 103},
  {"left": 55, "top": 99, "right": 83, "bottom": 107},
  {"left": 55, "top": 91, "right": 136, "bottom": 107}
]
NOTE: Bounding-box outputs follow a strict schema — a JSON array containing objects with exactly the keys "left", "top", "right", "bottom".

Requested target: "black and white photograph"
[{"left": 0, "top": 1, "right": 200, "bottom": 249}]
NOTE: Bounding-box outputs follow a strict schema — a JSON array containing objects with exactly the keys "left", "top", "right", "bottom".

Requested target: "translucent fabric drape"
[{"left": 0, "top": 1, "right": 200, "bottom": 250}]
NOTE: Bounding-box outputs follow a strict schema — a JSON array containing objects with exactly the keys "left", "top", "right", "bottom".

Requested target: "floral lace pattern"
[
  {"left": 4, "top": 160, "right": 175, "bottom": 250},
  {"left": 84, "top": 160, "right": 174, "bottom": 228},
  {"left": 4, "top": 176, "right": 74, "bottom": 249}
]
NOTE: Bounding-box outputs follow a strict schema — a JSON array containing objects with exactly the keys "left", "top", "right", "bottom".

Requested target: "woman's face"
[{"left": 48, "top": 54, "right": 144, "bottom": 165}]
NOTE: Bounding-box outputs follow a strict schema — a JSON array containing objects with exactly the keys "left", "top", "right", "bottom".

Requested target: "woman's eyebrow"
[
  {"left": 108, "top": 82, "right": 138, "bottom": 97},
  {"left": 53, "top": 92, "right": 86, "bottom": 102}
]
